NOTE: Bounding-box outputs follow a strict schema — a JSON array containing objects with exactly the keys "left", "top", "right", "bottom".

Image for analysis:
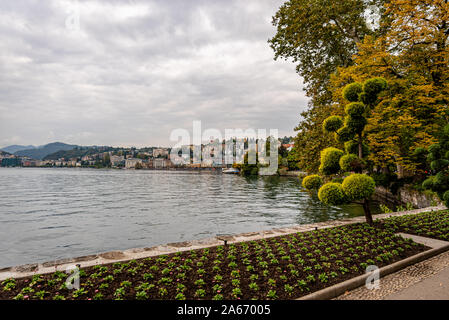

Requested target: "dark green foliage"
[
  {"left": 361, "top": 77, "right": 388, "bottom": 106},
  {"left": 339, "top": 154, "right": 364, "bottom": 173},
  {"left": 444, "top": 191, "right": 449, "bottom": 203},
  {"left": 319, "top": 148, "right": 344, "bottom": 175},
  {"left": 331, "top": 78, "right": 387, "bottom": 152},
  {"left": 344, "top": 116, "right": 368, "bottom": 134},
  {"left": 422, "top": 124, "right": 449, "bottom": 206},
  {"left": 411, "top": 147, "right": 429, "bottom": 171},
  {"left": 433, "top": 172, "right": 449, "bottom": 194},
  {"left": 372, "top": 172, "right": 399, "bottom": 189},
  {"left": 422, "top": 176, "right": 435, "bottom": 190},
  {"left": 428, "top": 144, "right": 442, "bottom": 159},
  {"left": 323, "top": 116, "right": 343, "bottom": 133},
  {"left": 431, "top": 159, "right": 449, "bottom": 172},
  {"left": 240, "top": 153, "right": 259, "bottom": 176},
  {"left": 336, "top": 126, "right": 355, "bottom": 143},
  {"left": 343, "top": 82, "right": 363, "bottom": 102},
  {"left": 345, "top": 102, "right": 366, "bottom": 117}
]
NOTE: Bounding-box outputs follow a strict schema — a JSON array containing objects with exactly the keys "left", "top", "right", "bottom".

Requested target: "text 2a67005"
[{"left": 221, "top": 304, "right": 271, "bottom": 316}]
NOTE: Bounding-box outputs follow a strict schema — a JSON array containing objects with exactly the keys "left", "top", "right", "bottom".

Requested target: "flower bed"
[
  {"left": 0, "top": 223, "right": 426, "bottom": 300},
  {"left": 380, "top": 210, "right": 449, "bottom": 241}
]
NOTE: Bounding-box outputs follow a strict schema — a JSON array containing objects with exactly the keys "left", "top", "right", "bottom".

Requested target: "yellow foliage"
[{"left": 329, "top": 0, "right": 449, "bottom": 172}]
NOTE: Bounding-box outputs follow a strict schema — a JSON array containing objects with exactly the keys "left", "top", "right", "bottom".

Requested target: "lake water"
[{"left": 0, "top": 167, "right": 380, "bottom": 268}]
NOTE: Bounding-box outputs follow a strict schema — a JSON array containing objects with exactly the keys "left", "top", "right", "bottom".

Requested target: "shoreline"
[{"left": 1, "top": 205, "right": 445, "bottom": 282}]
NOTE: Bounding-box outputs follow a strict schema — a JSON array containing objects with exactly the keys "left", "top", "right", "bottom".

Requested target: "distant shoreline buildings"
[{"left": 0, "top": 137, "right": 295, "bottom": 170}]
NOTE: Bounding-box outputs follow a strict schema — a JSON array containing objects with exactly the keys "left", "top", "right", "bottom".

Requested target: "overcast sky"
[{"left": 0, "top": 0, "right": 307, "bottom": 148}]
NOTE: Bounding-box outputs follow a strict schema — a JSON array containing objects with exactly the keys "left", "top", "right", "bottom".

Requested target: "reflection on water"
[{"left": 0, "top": 168, "right": 380, "bottom": 267}]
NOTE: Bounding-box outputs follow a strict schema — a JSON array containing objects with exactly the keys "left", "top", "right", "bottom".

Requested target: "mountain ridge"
[
  {"left": 13, "top": 142, "right": 78, "bottom": 160},
  {"left": 0, "top": 145, "right": 36, "bottom": 154}
]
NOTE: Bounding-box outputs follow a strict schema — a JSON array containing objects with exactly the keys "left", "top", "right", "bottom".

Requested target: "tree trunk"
[
  {"left": 358, "top": 133, "right": 363, "bottom": 159},
  {"left": 362, "top": 199, "right": 373, "bottom": 225}
]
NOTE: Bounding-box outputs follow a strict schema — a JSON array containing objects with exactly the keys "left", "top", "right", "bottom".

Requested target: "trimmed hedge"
[
  {"left": 345, "top": 102, "right": 366, "bottom": 117},
  {"left": 318, "top": 183, "right": 346, "bottom": 205},
  {"left": 302, "top": 175, "right": 323, "bottom": 190},
  {"left": 319, "top": 147, "right": 344, "bottom": 175},
  {"left": 344, "top": 116, "right": 367, "bottom": 133},
  {"left": 361, "top": 77, "right": 387, "bottom": 106},
  {"left": 342, "top": 174, "right": 376, "bottom": 201},
  {"left": 343, "top": 82, "right": 363, "bottom": 102},
  {"left": 336, "top": 126, "right": 355, "bottom": 143},
  {"left": 323, "top": 116, "right": 343, "bottom": 133}
]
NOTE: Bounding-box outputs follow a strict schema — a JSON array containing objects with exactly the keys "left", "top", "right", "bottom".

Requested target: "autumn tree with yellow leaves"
[{"left": 272, "top": 0, "right": 449, "bottom": 176}]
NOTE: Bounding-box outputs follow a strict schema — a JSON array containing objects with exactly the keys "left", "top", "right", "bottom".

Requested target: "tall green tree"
[
  {"left": 270, "top": 0, "right": 385, "bottom": 105},
  {"left": 301, "top": 78, "right": 387, "bottom": 225},
  {"left": 329, "top": 0, "right": 449, "bottom": 173},
  {"left": 270, "top": 0, "right": 387, "bottom": 172}
]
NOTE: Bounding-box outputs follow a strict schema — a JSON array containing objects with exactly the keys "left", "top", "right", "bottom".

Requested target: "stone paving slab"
[
  {"left": 384, "top": 266, "right": 449, "bottom": 300},
  {"left": 396, "top": 233, "right": 449, "bottom": 249},
  {"left": 0, "top": 205, "right": 446, "bottom": 282},
  {"left": 336, "top": 250, "right": 449, "bottom": 300}
]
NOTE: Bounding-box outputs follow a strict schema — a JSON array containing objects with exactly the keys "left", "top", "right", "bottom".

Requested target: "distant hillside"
[
  {"left": 1, "top": 145, "right": 35, "bottom": 154},
  {"left": 14, "top": 142, "right": 77, "bottom": 160},
  {"left": 0, "top": 150, "right": 11, "bottom": 156},
  {"left": 44, "top": 146, "right": 116, "bottom": 160}
]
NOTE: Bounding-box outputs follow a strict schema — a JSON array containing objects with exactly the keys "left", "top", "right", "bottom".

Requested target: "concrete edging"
[{"left": 299, "top": 241, "right": 449, "bottom": 300}]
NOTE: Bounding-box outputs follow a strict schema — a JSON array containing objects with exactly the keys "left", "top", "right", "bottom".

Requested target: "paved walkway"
[{"left": 336, "top": 250, "right": 449, "bottom": 300}]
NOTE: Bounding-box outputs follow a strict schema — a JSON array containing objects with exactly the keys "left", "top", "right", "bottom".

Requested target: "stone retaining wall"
[{"left": 374, "top": 186, "right": 442, "bottom": 209}]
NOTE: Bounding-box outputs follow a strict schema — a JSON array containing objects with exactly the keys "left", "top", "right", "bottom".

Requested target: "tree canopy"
[{"left": 274, "top": 0, "right": 449, "bottom": 176}]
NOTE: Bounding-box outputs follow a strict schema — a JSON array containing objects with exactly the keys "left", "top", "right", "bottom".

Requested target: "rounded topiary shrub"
[
  {"left": 361, "top": 77, "right": 387, "bottom": 105},
  {"left": 336, "top": 126, "right": 355, "bottom": 143},
  {"left": 343, "top": 82, "right": 363, "bottom": 102},
  {"left": 345, "top": 102, "right": 366, "bottom": 117},
  {"left": 431, "top": 159, "right": 449, "bottom": 171},
  {"left": 302, "top": 175, "right": 323, "bottom": 190},
  {"left": 339, "top": 154, "right": 364, "bottom": 172},
  {"left": 422, "top": 176, "right": 435, "bottom": 190},
  {"left": 344, "top": 116, "right": 367, "bottom": 133},
  {"left": 433, "top": 172, "right": 449, "bottom": 192},
  {"left": 428, "top": 143, "right": 442, "bottom": 157},
  {"left": 318, "top": 183, "right": 346, "bottom": 205},
  {"left": 323, "top": 116, "right": 343, "bottom": 133},
  {"left": 319, "top": 147, "right": 344, "bottom": 175},
  {"left": 342, "top": 174, "right": 375, "bottom": 201}
]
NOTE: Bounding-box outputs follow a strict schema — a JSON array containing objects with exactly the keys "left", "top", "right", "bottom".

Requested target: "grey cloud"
[{"left": 0, "top": 0, "right": 307, "bottom": 148}]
